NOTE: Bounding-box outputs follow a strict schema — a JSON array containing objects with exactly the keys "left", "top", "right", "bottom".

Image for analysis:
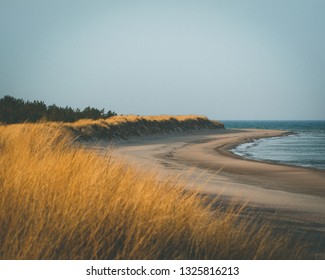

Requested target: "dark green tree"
[{"left": 0, "top": 95, "right": 117, "bottom": 124}]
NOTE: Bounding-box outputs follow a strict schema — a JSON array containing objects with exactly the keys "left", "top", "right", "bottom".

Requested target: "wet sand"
[{"left": 87, "top": 128, "right": 325, "bottom": 258}]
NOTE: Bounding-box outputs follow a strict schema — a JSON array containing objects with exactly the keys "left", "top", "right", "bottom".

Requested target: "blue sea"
[{"left": 221, "top": 121, "right": 325, "bottom": 170}]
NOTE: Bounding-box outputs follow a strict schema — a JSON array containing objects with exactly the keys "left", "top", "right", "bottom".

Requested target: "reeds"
[{"left": 0, "top": 122, "right": 303, "bottom": 259}]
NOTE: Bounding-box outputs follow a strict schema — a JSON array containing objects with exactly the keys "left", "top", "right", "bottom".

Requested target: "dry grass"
[
  {"left": 70, "top": 114, "right": 223, "bottom": 126},
  {"left": 0, "top": 122, "right": 304, "bottom": 259},
  {"left": 63, "top": 115, "right": 224, "bottom": 140}
]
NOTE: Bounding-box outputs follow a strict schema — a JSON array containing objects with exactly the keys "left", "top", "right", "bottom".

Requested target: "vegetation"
[
  {"left": 0, "top": 121, "right": 305, "bottom": 259},
  {"left": 0, "top": 95, "right": 116, "bottom": 123},
  {"left": 64, "top": 115, "right": 224, "bottom": 140}
]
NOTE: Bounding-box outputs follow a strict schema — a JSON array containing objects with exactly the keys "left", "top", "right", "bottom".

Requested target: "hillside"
[
  {"left": 0, "top": 121, "right": 303, "bottom": 259},
  {"left": 64, "top": 115, "right": 224, "bottom": 140}
]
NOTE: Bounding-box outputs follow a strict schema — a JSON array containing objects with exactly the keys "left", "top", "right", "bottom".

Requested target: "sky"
[{"left": 1, "top": 0, "right": 324, "bottom": 120}]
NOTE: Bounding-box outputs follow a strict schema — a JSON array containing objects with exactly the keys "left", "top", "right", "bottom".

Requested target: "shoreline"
[
  {"left": 225, "top": 130, "right": 323, "bottom": 172},
  {"left": 88, "top": 128, "right": 325, "bottom": 204},
  {"left": 86, "top": 128, "right": 325, "bottom": 258},
  {"left": 168, "top": 129, "right": 325, "bottom": 197}
]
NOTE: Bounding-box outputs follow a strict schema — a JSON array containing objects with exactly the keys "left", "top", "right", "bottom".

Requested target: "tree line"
[{"left": 0, "top": 95, "right": 117, "bottom": 124}]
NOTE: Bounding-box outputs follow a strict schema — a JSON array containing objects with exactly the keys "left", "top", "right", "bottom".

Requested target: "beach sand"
[{"left": 87, "top": 128, "right": 325, "bottom": 258}]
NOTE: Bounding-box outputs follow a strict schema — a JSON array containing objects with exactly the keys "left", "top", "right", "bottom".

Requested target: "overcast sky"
[{"left": 1, "top": 0, "right": 324, "bottom": 120}]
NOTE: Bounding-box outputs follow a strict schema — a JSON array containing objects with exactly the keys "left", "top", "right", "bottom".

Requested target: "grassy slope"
[
  {"left": 63, "top": 115, "right": 224, "bottom": 140},
  {"left": 0, "top": 117, "right": 304, "bottom": 259}
]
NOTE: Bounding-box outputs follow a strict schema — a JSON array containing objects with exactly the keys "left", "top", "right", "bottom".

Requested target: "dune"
[
  {"left": 64, "top": 115, "right": 224, "bottom": 140},
  {"left": 1, "top": 116, "right": 324, "bottom": 259}
]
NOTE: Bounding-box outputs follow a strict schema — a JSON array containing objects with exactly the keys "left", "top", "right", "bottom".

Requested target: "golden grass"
[
  {"left": 0, "top": 122, "right": 304, "bottom": 259},
  {"left": 70, "top": 114, "right": 222, "bottom": 126},
  {"left": 63, "top": 115, "right": 224, "bottom": 140}
]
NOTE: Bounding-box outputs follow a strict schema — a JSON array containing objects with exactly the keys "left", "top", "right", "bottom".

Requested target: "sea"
[{"left": 221, "top": 121, "right": 325, "bottom": 170}]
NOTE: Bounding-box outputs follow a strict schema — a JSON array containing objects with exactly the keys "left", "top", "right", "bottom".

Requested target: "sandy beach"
[{"left": 88, "top": 128, "right": 325, "bottom": 257}]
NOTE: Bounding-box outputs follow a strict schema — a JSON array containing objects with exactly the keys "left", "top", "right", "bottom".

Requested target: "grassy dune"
[
  {"left": 63, "top": 115, "right": 224, "bottom": 140},
  {"left": 0, "top": 117, "right": 304, "bottom": 259}
]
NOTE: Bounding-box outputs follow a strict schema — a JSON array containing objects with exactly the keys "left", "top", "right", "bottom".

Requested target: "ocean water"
[{"left": 221, "top": 121, "right": 325, "bottom": 170}]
